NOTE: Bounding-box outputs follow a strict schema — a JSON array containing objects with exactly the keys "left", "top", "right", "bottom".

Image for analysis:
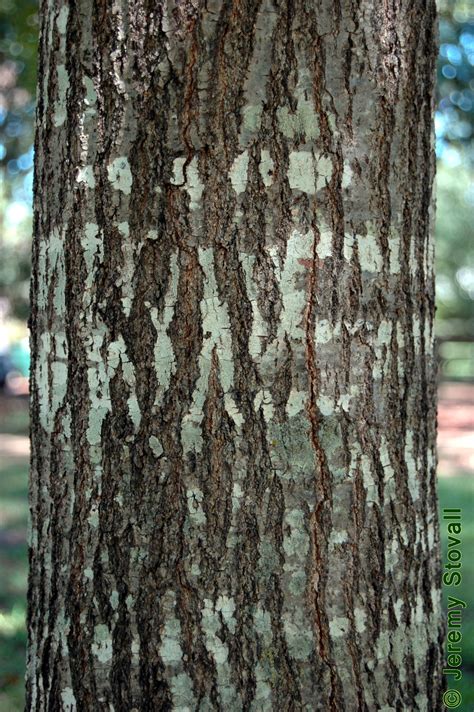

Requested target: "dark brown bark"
[{"left": 27, "top": 0, "right": 444, "bottom": 709}]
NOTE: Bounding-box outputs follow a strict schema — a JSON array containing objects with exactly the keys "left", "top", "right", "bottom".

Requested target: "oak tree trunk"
[{"left": 28, "top": 0, "right": 444, "bottom": 709}]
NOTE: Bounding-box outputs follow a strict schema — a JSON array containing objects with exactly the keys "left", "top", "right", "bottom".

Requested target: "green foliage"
[
  {"left": 436, "top": 0, "right": 474, "bottom": 161},
  {"left": 0, "top": 0, "right": 37, "bottom": 164},
  {"left": 435, "top": 163, "right": 474, "bottom": 334},
  {"left": 0, "top": 0, "right": 37, "bottom": 319}
]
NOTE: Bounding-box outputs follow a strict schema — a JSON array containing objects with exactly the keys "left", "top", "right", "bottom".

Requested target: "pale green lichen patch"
[
  {"left": 160, "top": 617, "right": 184, "bottom": 665},
  {"left": 86, "top": 360, "right": 111, "bottom": 447},
  {"left": 114, "top": 238, "right": 138, "bottom": 318},
  {"left": 224, "top": 395, "right": 245, "bottom": 427},
  {"left": 405, "top": 430, "right": 419, "bottom": 501},
  {"left": 282, "top": 610, "right": 314, "bottom": 660},
  {"left": 253, "top": 607, "right": 272, "bottom": 642},
  {"left": 316, "top": 394, "right": 334, "bottom": 416},
  {"left": 149, "top": 435, "right": 163, "bottom": 458},
  {"left": 92, "top": 624, "right": 113, "bottom": 663},
  {"left": 259, "top": 150, "right": 274, "bottom": 187},
  {"left": 354, "top": 608, "right": 367, "bottom": 633},
  {"left": 315, "top": 156, "right": 332, "bottom": 191},
  {"left": 171, "top": 157, "right": 186, "bottom": 185},
  {"left": 414, "top": 695, "right": 429, "bottom": 711},
  {"left": 271, "top": 229, "right": 312, "bottom": 328},
  {"left": 389, "top": 234, "right": 401, "bottom": 274},
  {"left": 316, "top": 229, "right": 332, "bottom": 259},
  {"left": 240, "top": 105, "right": 263, "bottom": 146},
  {"left": 170, "top": 672, "right": 196, "bottom": 710},
  {"left": 252, "top": 667, "right": 272, "bottom": 710},
  {"left": 283, "top": 509, "right": 309, "bottom": 561},
  {"left": 376, "top": 630, "right": 390, "bottom": 660},
  {"left": 60, "top": 686, "right": 76, "bottom": 710},
  {"left": 372, "top": 320, "right": 393, "bottom": 381},
  {"left": 379, "top": 435, "right": 396, "bottom": 498},
  {"left": 232, "top": 482, "right": 243, "bottom": 512},
  {"left": 412, "top": 317, "right": 422, "bottom": 354},
  {"left": 110, "top": 590, "right": 119, "bottom": 610},
  {"left": 285, "top": 389, "right": 306, "bottom": 418},
  {"left": 181, "top": 247, "right": 241, "bottom": 451},
  {"left": 82, "top": 223, "right": 102, "bottom": 288},
  {"left": 53, "top": 65, "right": 69, "bottom": 127},
  {"left": 76, "top": 165, "right": 95, "bottom": 188},
  {"left": 385, "top": 536, "right": 400, "bottom": 572},
  {"left": 56, "top": 5, "right": 69, "bottom": 34},
  {"left": 249, "top": 229, "right": 313, "bottom": 423},
  {"left": 201, "top": 600, "right": 229, "bottom": 664},
  {"left": 186, "top": 488, "right": 206, "bottom": 526},
  {"left": 329, "top": 616, "right": 350, "bottom": 639},
  {"left": 185, "top": 156, "right": 204, "bottom": 209},
  {"left": 106, "top": 337, "right": 126, "bottom": 370},
  {"left": 258, "top": 539, "right": 280, "bottom": 579},
  {"left": 151, "top": 252, "right": 179, "bottom": 405},
  {"left": 288, "top": 151, "right": 315, "bottom": 194},
  {"left": 329, "top": 530, "right": 348, "bottom": 546},
  {"left": 239, "top": 252, "right": 268, "bottom": 357},
  {"left": 51, "top": 361, "right": 68, "bottom": 415},
  {"left": 216, "top": 596, "right": 237, "bottom": 633},
  {"left": 288, "top": 569, "right": 307, "bottom": 596},
  {"left": 229, "top": 151, "right": 249, "bottom": 194},
  {"left": 357, "top": 233, "right": 383, "bottom": 272},
  {"left": 342, "top": 162, "right": 353, "bottom": 188},
  {"left": 343, "top": 232, "right": 354, "bottom": 261},
  {"left": 277, "top": 97, "right": 319, "bottom": 140},
  {"left": 118, "top": 221, "right": 129, "bottom": 237},
  {"left": 190, "top": 562, "right": 201, "bottom": 577},
  {"left": 338, "top": 393, "right": 353, "bottom": 412},
  {"left": 127, "top": 393, "right": 141, "bottom": 431},
  {"left": 393, "top": 599, "right": 404, "bottom": 624},
  {"left": 315, "top": 319, "right": 331, "bottom": 344},
  {"left": 83, "top": 76, "right": 97, "bottom": 114},
  {"left": 107, "top": 156, "right": 133, "bottom": 194},
  {"left": 254, "top": 389, "right": 274, "bottom": 422},
  {"left": 360, "top": 453, "right": 378, "bottom": 505},
  {"left": 37, "top": 306, "right": 69, "bottom": 432},
  {"left": 88, "top": 503, "right": 99, "bottom": 529}
]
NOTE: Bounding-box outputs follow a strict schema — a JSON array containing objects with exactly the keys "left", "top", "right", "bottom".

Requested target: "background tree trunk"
[{"left": 27, "top": 0, "right": 444, "bottom": 709}]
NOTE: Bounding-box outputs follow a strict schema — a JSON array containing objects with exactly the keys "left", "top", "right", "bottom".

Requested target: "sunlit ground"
[{"left": 0, "top": 393, "right": 472, "bottom": 711}]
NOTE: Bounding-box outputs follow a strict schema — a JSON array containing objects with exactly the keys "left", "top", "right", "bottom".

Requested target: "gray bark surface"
[{"left": 27, "top": 0, "right": 444, "bottom": 709}]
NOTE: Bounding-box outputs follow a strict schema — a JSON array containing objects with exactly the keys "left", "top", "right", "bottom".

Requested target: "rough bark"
[{"left": 27, "top": 0, "right": 444, "bottom": 709}]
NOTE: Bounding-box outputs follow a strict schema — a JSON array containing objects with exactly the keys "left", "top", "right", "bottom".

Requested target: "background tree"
[
  {"left": 435, "top": 0, "right": 474, "bottom": 346},
  {"left": 27, "top": 0, "right": 444, "bottom": 709},
  {"left": 0, "top": 0, "right": 37, "bottom": 320}
]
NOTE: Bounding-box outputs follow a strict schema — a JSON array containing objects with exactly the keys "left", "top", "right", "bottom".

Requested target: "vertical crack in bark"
[{"left": 305, "top": 222, "right": 342, "bottom": 710}]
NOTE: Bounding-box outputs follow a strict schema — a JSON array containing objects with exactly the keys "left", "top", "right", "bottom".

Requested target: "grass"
[
  {"left": 0, "top": 461, "right": 28, "bottom": 712},
  {"left": 0, "top": 405, "right": 472, "bottom": 709},
  {"left": 0, "top": 397, "right": 29, "bottom": 436},
  {"left": 437, "top": 476, "right": 474, "bottom": 711}
]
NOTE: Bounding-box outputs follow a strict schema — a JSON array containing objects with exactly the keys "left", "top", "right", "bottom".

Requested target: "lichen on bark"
[{"left": 28, "top": 0, "right": 443, "bottom": 710}]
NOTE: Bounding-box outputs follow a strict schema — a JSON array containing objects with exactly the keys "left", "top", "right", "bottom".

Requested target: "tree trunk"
[{"left": 27, "top": 0, "right": 443, "bottom": 709}]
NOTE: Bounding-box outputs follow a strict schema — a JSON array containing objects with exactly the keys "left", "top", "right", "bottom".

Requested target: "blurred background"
[{"left": 0, "top": 0, "right": 472, "bottom": 709}]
